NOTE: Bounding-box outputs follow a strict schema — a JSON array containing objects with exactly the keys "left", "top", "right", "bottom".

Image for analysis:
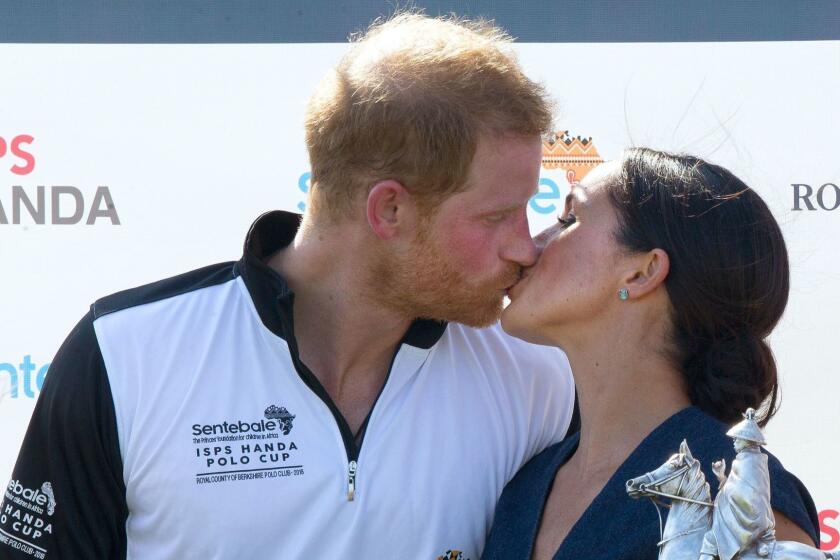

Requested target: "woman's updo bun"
[
  {"left": 607, "top": 148, "right": 789, "bottom": 426},
  {"left": 681, "top": 334, "right": 779, "bottom": 425}
]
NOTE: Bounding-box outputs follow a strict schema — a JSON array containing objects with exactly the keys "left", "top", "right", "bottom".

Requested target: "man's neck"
[{"left": 265, "top": 219, "right": 413, "bottom": 434}]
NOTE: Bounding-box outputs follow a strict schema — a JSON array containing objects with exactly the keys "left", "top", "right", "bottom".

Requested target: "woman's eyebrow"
[
  {"left": 564, "top": 193, "right": 574, "bottom": 208},
  {"left": 559, "top": 192, "right": 574, "bottom": 217},
  {"left": 569, "top": 183, "right": 589, "bottom": 205}
]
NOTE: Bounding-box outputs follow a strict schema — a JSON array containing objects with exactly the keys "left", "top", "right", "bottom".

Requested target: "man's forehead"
[
  {"left": 458, "top": 134, "right": 543, "bottom": 181},
  {"left": 441, "top": 180, "right": 519, "bottom": 208},
  {"left": 457, "top": 179, "right": 537, "bottom": 208}
]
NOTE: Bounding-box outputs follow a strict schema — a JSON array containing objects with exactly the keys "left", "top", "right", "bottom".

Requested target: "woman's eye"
[{"left": 557, "top": 213, "right": 577, "bottom": 228}]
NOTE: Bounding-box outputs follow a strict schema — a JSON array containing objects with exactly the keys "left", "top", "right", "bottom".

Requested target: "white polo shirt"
[{"left": 1, "top": 211, "right": 575, "bottom": 560}]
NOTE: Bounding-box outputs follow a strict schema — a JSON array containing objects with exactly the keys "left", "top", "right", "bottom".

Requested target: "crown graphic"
[
  {"left": 542, "top": 130, "right": 604, "bottom": 183},
  {"left": 264, "top": 405, "right": 295, "bottom": 420}
]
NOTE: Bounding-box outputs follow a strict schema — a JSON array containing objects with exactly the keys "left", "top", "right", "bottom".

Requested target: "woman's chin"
[{"left": 500, "top": 303, "right": 539, "bottom": 343}]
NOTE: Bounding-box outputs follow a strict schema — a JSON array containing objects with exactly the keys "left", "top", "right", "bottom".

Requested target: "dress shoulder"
[{"left": 482, "top": 434, "right": 579, "bottom": 560}]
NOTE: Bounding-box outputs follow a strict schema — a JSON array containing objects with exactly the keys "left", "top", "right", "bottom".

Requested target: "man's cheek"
[{"left": 440, "top": 238, "right": 485, "bottom": 267}]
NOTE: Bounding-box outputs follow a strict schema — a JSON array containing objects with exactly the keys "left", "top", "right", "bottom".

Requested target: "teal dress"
[{"left": 481, "top": 407, "right": 819, "bottom": 559}]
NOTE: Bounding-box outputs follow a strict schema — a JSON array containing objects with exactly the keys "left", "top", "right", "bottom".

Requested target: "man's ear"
[
  {"left": 366, "top": 180, "right": 415, "bottom": 240},
  {"left": 619, "top": 248, "right": 670, "bottom": 300}
]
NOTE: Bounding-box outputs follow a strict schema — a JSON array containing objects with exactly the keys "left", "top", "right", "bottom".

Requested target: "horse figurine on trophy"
[
  {"left": 626, "top": 409, "right": 839, "bottom": 559},
  {"left": 626, "top": 439, "right": 715, "bottom": 559}
]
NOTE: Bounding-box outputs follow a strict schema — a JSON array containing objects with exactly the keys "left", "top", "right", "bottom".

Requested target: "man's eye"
[{"left": 557, "top": 213, "right": 577, "bottom": 228}]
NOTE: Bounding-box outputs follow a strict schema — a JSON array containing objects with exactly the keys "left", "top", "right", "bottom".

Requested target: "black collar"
[{"left": 236, "top": 210, "right": 447, "bottom": 349}]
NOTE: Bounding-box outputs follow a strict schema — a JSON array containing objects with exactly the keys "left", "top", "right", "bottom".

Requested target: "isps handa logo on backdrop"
[
  {"left": 822, "top": 508, "right": 840, "bottom": 552},
  {"left": 0, "top": 134, "right": 120, "bottom": 226},
  {"left": 295, "top": 130, "right": 605, "bottom": 215}
]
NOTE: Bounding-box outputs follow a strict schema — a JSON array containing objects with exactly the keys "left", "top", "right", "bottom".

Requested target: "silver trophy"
[{"left": 626, "top": 408, "right": 839, "bottom": 560}]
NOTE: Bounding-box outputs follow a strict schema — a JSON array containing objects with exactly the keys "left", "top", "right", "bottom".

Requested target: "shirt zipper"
[
  {"left": 347, "top": 460, "right": 358, "bottom": 501},
  {"left": 276, "top": 293, "right": 400, "bottom": 502}
]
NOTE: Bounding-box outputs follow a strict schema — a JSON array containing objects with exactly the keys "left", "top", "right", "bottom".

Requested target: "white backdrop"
[{"left": 1, "top": 42, "right": 838, "bottom": 550}]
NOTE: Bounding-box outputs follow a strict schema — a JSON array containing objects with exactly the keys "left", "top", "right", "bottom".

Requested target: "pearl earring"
[{"left": 618, "top": 288, "right": 630, "bottom": 301}]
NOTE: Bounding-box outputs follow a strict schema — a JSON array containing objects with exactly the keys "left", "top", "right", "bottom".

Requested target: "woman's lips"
[{"left": 506, "top": 273, "right": 531, "bottom": 299}]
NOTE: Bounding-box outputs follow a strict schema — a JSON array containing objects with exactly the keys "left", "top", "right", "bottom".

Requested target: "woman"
[{"left": 482, "top": 148, "right": 820, "bottom": 559}]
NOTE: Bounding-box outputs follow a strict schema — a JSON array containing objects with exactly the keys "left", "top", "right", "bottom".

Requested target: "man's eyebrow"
[{"left": 487, "top": 201, "right": 527, "bottom": 215}]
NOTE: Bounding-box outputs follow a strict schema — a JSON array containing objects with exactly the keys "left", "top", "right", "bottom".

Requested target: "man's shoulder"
[
  {"left": 441, "top": 322, "right": 573, "bottom": 398},
  {"left": 92, "top": 261, "right": 238, "bottom": 321},
  {"left": 444, "top": 321, "right": 567, "bottom": 367}
]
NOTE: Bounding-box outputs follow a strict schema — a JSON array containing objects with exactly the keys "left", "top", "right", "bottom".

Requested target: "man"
[{"left": 1, "top": 13, "right": 575, "bottom": 559}]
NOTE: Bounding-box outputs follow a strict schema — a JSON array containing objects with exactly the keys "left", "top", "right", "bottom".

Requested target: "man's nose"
[{"left": 503, "top": 215, "right": 539, "bottom": 267}]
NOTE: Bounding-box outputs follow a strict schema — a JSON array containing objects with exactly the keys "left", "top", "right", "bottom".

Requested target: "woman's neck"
[{"left": 563, "top": 333, "right": 692, "bottom": 477}]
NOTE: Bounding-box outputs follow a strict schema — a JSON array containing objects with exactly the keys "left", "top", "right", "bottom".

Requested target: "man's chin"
[{"left": 438, "top": 298, "right": 504, "bottom": 328}]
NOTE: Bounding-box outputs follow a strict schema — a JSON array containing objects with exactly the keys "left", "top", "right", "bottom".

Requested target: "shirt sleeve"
[
  {"left": 0, "top": 310, "right": 127, "bottom": 560},
  {"left": 520, "top": 346, "right": 576, "bottom": 468}
]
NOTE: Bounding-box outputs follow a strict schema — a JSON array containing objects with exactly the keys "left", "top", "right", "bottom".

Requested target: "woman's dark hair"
[{"left": 607, "top": 148, "right": 789, "bottom": 426}]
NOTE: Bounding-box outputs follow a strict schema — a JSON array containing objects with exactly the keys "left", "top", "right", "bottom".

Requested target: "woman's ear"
[
  {"left": 619, "top": 248, "right": 670, "bottom": 300},
  {"left": 366, "top": 180, "right": 415, "bottom": 240}
]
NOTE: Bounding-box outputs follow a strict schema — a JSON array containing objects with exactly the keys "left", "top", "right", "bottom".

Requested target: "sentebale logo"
[
  {"left": 0, "top": 356, "right": 50, "bottom": 399},
  {"left": 264, "top": 405, "right": 296, "bottom": 435},
  {"left": 5, "top": 479, "right": 57, "bottom": 516}
]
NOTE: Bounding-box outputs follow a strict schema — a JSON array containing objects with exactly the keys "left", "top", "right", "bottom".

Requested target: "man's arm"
[
  {"left": 0, "top": 311, "right": 128, "bottom": 559},
  {"left": 520, "top": 346, "right": 576, "bottom": 463}
]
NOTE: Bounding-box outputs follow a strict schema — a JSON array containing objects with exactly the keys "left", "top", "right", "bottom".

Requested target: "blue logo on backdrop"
[
  {"left": 0, "top": 356, "right": 49, "bottom": 399},
  {"left": 530, "top": 178, "right": 561, "bottom": 214},
  {"left": 297, "top": 172, "right": 311, "bottom": 212},
  {"left": 296, "top": 172, "right": 562, "bottom": 215}
]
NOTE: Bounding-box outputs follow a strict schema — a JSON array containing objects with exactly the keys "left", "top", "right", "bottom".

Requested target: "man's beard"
[{"left": 370, "top": 230, "right": 520, "bottom": 328}]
